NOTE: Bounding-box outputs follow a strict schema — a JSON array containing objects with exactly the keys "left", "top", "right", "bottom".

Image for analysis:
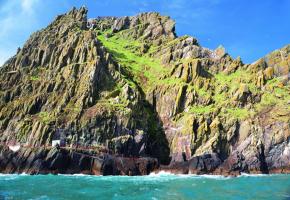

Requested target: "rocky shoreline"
[
  {"left": 1, "top": 145, "right": 289, "bottom": 177},
  {"left": 0, "top": 145, "right": 158, "bottom": 176}
]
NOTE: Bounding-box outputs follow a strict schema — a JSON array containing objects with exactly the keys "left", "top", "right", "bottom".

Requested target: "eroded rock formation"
[{"left": 0, "top": 7, "right": 289, "bottom": 175}]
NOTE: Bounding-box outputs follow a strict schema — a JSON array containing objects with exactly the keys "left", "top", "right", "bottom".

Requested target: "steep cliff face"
[
  {"left": 0, "top": 7, "right": 289, "bottom": 175},
  {"left": 0, "top": 7, "right": 169, "bottom": 163}
]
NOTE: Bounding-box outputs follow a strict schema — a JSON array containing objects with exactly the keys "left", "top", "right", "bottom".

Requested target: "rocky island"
[{"left": 0, "top": 7, "right": 289, "bottom": 176}]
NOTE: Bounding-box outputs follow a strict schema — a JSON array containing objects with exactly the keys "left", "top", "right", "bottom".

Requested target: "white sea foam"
[
  {"left": 65, "top": 173, "right": 87, "bottom": 176},
  {"left": 0, "top": 174, "right": 19, "bottom": 180},
  {"left": 197, "top": 174, "right": 230, "bottom": 179},
  {"left": 238, "top": 173, "right": 271, "bottom": 177},
  {"left": 149, "top": 171, "right": 174, "bottom": 177},
  {"left": 3, "top": 171, "right": 279, "bottom": 180},
  {"left": 281, "top": 194, "right": 290, "bottom": 198},
  {"left": 148, "top": 171, "right": 231, "bottom": 180},
  {"left": 0, "top": 173, "right": 19, "bottom": 176},
  {"left": 30, "top": 195, "right": 49, "bottom": 200},
  {"left": 20, "top": 172, "right": 28, "bottom": 176},
  {"left": 57, "top": 173, "right": 95, "bottom": 177}
]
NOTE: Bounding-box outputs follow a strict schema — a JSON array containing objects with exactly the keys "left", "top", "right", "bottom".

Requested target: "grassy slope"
[
  {"left": 97, "top": 31, "right": 169, "bottom": 91},
  {"left": 97, "top": 30, "right": 289, "bottom": 122}
]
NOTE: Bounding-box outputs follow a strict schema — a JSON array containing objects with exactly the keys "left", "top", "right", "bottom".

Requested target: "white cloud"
[
  {"left": 21, "top": 0, "right": 39, "bottom": 14},
  {"left": 0, "top": 0, "right": 40, "bottom": 66},
  {"left": 0, "top": 48, "right": 15, "bottom": 66}
]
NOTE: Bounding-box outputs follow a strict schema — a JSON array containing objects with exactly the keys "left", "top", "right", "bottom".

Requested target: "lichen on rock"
[{"left": 0, "top": 7, "right": 289, "bottom": 175}]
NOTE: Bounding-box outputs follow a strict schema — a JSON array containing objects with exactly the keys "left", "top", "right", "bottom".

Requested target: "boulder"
[{"left": 188, "top": 153, "right": 222, "bottom": 174}]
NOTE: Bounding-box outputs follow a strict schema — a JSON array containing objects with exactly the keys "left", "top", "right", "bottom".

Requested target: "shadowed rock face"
[
  {"left": 0, "top": 145, "right": 158, "bottom": 175},
  {"left": 0, "top": 7, "right": 289, "bottom": 175}
]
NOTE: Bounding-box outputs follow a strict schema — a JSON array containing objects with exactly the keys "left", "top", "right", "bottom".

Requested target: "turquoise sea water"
[{"left": 0, "top": 173, "right": 290, "bottom": 200}]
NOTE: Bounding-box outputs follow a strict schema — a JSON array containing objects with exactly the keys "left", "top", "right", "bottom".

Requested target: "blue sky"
[{"left": 0, "top": 0, "right": 289, "bottom": 65}]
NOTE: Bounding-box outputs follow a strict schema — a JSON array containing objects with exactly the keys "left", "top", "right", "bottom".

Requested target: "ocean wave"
[
  {"left": 196, "top": 174, "right": 230, "bottom": 179},
  {"left": 0, "top": 174, "right": 20, "bottom": 180},
  {"left": 0, "top": 172, "right": 27, "bottom": 177},
  {"left": 29, "top": 195, "right": 50, "bottom": 200},
  {"left": 57, "top": 173, "right": 93, "bottom": 177},
  {"left": 1, "top": 172, "right": 284, "bottom": 181},
  {"left": 148, "top": 171, "right": 231, "bottom": 180},
  {"left": 57, "top": 173, "right": 97, "bottom": 180},
  {"left": 148, "top": 171, "right": 175, "bottom": 177},
  {"left": 238, "top": 173, "right": 273, "bottom": 177},
  {"left": 56, "top": 171, "right": 231, "bottom": 180}
]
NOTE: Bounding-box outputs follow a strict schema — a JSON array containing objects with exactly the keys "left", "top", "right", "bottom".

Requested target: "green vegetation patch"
[
  {"left": 38, "top": 111, "right": 53, "bottom": 125},
  {"left": 30, "top": 76, "right": 40, "bottom": 81},
  {"left": 188, "top": 105, "right": 215, "bottom": 115},
  {"left": 96, "top": 98, "right": 130, "bottom": 114},
  {"left": 97, "top": 30, "right": 170, "bottom": 91},
  {"left": 255, "top": 77, "right": 290, "bottom": 112},
  {"left": 214, "top": 69, "right": 258, "bottom": 94},
  {"left": 222, "top": 108, "right": 250, "bottom": 120},
  {"left": 29, "top": 67, "right": 47, "bottom": 81}
]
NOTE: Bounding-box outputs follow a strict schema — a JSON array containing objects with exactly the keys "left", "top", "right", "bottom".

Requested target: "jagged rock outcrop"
[
  {"left": 0, "top": 7, "right": 289, "bottom": 176},
  {"left": 0, "top": 7, "right": 169, "bottom": 164},
  {"left": 0, "top": 145, "right": 158, "bottom": 175}
]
